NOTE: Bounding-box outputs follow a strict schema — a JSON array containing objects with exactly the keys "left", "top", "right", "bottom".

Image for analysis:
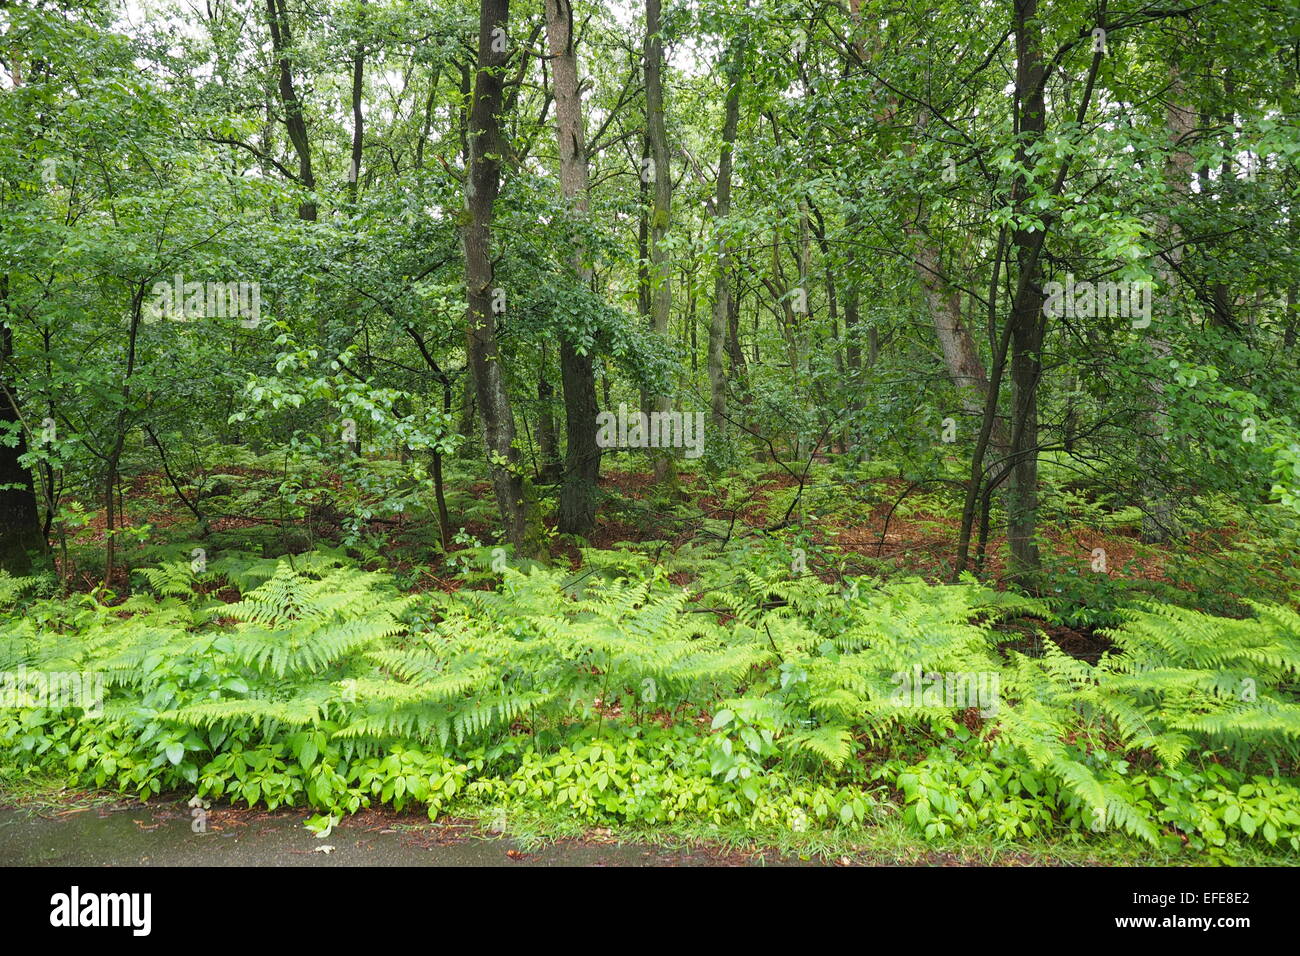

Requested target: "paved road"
[{"left": 0, "top": 802, "right": 798, "bottom": 867}]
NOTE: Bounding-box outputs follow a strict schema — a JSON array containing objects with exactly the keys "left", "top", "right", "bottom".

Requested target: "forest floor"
[
  {"left": 68, "top": 463, "right": 1207, "bottom": 601},
  {"left": 57, "top": 462, "right": 1249, "bottom": 666}
]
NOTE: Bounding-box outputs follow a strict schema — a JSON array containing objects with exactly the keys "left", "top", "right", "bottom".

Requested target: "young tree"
[
  {"left": 644, "top": 0, "right": 675, "bottom": 485},
  {"left": 707, "top": 23, "right": 747, "bottom": 439}
]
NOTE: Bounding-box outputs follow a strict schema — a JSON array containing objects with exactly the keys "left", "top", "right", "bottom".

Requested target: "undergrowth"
[{"left": 1, "top": 545, "right": 1298, "bottom": 861}]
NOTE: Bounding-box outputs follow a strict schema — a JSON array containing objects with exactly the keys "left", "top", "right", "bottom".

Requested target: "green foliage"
[
  {"left": 1036, "top": 552, "right": 1144, "bottom": 630},
  {"left": 1, "top": 548, "right": 1297, "bottom": 858},
  {"left": 0, "top": 570, "right": 50, "bottom": 611}
]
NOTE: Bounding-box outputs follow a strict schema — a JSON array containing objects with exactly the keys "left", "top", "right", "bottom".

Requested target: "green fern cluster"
[
  {"left": 992, "top": 600, "right": 1300, "bottom": 841},
  {"left": 2, "top": 546, "right": 1298, "bottom": 851},
  {"left": 342, "top": 563, "right": 766, "bottom": 746}
]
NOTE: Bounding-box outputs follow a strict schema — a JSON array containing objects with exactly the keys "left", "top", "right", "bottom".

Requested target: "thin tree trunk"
[
  {"left": 266, "top": 0, "right": 316, "bottom": 221},
  {"left": 104, "top": 285, "right": 146, "bottom": 585},
  {"left": 727, "top": 275, "right": 746, "bottom": 376},
  {"left": 403, "top": 324, "right": 454, "bottom": 550},
  {"left": 536, "top": 341, "right": 561, "bottom": 482},
  {"left": 414, "top": 67, "right": 441, "bottom": 170},
  {"left": 558, "top": 344, "right": 600, "bottom": 534},
  {"left": 1210, "top": 69, "right": 1235, "bottom": 329},
  {"left": 645, "top": 0, "right": 675, "bottom": 485},
  {"left": 952, "top": 230, "right": 1014, "bottom": 579},
  {"left": 952, "top": 4, "right": 1106, "bottom": 580},
  {"left": 1143, "top": 51, "right": 1196, "bottom": 542},
  {"left": 432, "top": 369, "right": 454, "bottom": 551},
  {"left": 456, "top": 369, "right": 477, "bottom": 457},
  {"left": 688, "top": 260, "right": 698, "bottom": 375},
  {"left": 1285, "top": 287, "right": 1297, "bottom": 350},
  {"left": 708, "top": 25, "right": 746, "bottom": 437},
  {"left": 346, "top": 3, "right": 366, "bottom": 206}
]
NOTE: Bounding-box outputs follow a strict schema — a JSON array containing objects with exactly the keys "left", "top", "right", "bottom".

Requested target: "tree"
[
  {"left": 644, "top": 0, "right": 675, "bottom": 485},
  {"left": 266, "top": 0, "right": 317, "bottom": 221},
  {"left": 707, "top": 20, "right": 747, "bottom": 441},
  {"left": 463, "top": 0, "right": 535, "bottom": 552},
  {"left": 544, "top": 0, "right": 602, "bottom": 536},
  {"left": 0, "top": 314, "right": 45, "bottom": 574}
]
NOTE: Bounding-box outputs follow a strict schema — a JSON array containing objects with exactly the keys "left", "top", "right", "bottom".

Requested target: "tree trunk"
[
  {"left": 558, "top": 344, "right": 600, "bottom": 534},
  {"left": 1209, "top": 70, "right": 1235, "bottom": 329},
  {"left": 910, "top": 227, "right": 1003, "bottom": 447},
  {"left": 104, "top": 285, "right": 146, "bottom": 586},
  {"left": 432, "top": 369, "right": 453, "bottom": 550},
  {"left": 0, "top": 317, "right": 46, "bottom": 575},
  {"left": 708, "top": 27, "right": 746, "bottom": 438},
  {"left": 536, "top": 342, "right": 562, "bottom": 483},
  {"left": 645, "top": 0, "right": 675, "bottom": 485},
  {"left": 545, "top": 0, "right": 602, "bottom": 536},
  {"left": 463, "top": 0, "right": 534, "bottom": 551},
  {"left": 1006, "top": 0, "right": 1046, "bottom": 579},
  {"left": 1143, "top": 51, "right": 1196, "bottom": 542},
  {"left": 346, "top": 2, "right": 366, "bottom": 206},
  {"left": 266, "top": 0, "right": 316, "bottom": 221}
]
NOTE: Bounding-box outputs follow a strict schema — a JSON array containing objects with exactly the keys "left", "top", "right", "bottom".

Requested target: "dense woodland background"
[{"left": 2, "top": 0, "right": 1300, "bottom": 863}]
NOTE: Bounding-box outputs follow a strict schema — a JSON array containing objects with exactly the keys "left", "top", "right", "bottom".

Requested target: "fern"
[
  {"left": 783, "top": 726, "right": 854, "bottom": 769},
  {"left": 0, "top": 570, "right": 47, "bottom": 611},
  {"left": 3, "top": 545, "right": 1297, "bottom": 849}
]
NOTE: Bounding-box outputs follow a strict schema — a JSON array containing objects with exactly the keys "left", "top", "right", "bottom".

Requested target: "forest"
[{"left": 1, "top": 0, "right": 1299, "bottom": 871}]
